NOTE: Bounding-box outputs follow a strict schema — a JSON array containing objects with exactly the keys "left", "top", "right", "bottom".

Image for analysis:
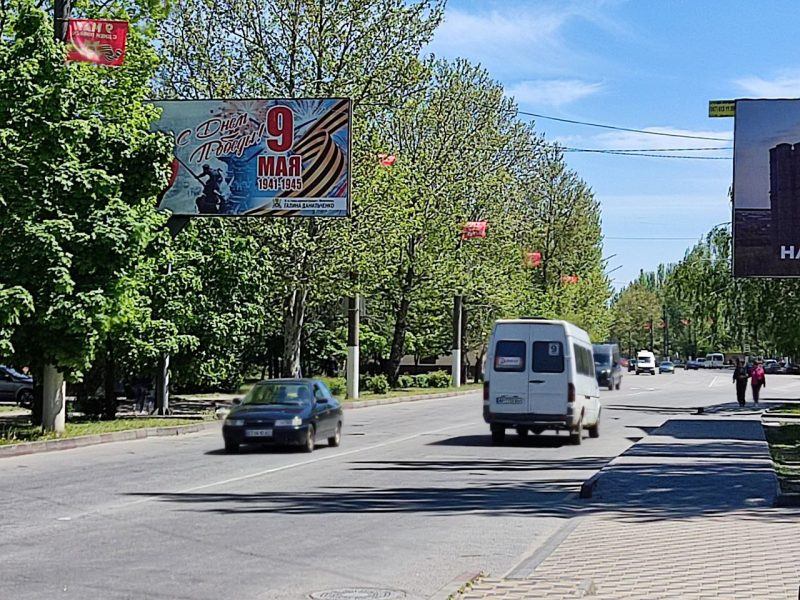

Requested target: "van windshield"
[{"left": 594, "top": 354, "right": 611, "bottom": 366}]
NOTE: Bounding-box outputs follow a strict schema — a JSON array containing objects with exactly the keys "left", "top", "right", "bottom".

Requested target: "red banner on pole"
[
  {"left": 66, "top": 19, "right": 128, "bottom": 67},
  {"left": 524, "top": 251, "right": 542, "bottom": 268},
  {"left": 461, "top": 221, "right": 487, "bottom": 240}
]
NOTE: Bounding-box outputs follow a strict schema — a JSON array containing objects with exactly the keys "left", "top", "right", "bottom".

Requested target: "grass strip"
[{"left": 0, "top": 417, "right": 209, "bottom": 446}]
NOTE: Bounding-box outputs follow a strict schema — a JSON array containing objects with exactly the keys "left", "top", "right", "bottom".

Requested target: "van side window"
[
  {"left": 494, "top": 340, "right": 526, "bottom": 372},
  {"left": 532, "top": 341, "right": 564, "bottom": 373},
  {"left": 577, "top": 346, "right": 594, "bottom": 377}
]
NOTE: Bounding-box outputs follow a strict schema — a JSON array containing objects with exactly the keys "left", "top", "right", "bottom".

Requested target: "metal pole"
[
  {"left": 346, "top": 294, "right": 360, "bottom": 399},
  {"left": 451, "top": 295, "right": 462, "bottom": 387},
  {"left": 649, "top": 318, "right": 654, "bottom": 354},
  {"left": 54, "top": 0, "right": 71, "bottom": 42},
  {"left": 155, "top": 216, "right": 190, "bottom": 415},
  {"left": 42, "top": 0, "right": 71, "bottom": 434}
]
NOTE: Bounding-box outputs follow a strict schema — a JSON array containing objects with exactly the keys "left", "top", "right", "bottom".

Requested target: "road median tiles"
[{"left": 0, "top": 421, "right": 220, "bottom": 459}]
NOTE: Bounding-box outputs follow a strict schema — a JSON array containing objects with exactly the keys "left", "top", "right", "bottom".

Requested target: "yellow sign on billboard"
[{"left": 709, "top": 100, "right": 736, "bottom": 118}]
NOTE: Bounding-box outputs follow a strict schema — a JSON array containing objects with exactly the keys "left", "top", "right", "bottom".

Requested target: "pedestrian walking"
[
  {"left": 750, "top": 360, "right": 766, "bottom": 405},
  {"left": 732, "top": 358, "right": 749, "bottom": 407}
]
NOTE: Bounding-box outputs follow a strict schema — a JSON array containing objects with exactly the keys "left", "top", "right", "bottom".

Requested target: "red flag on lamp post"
[
  {"left": 377, "top": 153, "right": 396, "bottom": 167},
  {"left": 461, "top": 221, "right": 487, "bottom": 240},
  {"left": 66, "top": 19, "right": 128, "bottom": 67},
  {"left": 524, "top": 251, "right": 542, "bottom": 268}
]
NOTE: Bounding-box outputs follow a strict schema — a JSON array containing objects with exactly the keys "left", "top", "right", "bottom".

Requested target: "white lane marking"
[
  {"left": 108, "top": 421, "right": 476, "bottom": 511},
  {"left": 709, "top": 376, "right": 719, "bottom": 388}
]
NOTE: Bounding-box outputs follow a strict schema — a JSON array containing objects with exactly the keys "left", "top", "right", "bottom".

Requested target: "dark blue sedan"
[{"left": 222, "top": 379, "right": 343, "bottom": 453}]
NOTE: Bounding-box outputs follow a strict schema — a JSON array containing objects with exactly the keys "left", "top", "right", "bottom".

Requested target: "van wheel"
[
  {"left": 491, "top": 426, "right": 505, "bottom": 445},
  {"left": 588, "top": 420, "right": 600, "bottom": 438},
  {"left": 615, "top": 380, "right": 621, "bottom": 390},
  {"left": 516, "top": 427, "right": 528, "bottom": 439},
  {"left": 570, "top": 418, "right": 583, "bottom": 445}
]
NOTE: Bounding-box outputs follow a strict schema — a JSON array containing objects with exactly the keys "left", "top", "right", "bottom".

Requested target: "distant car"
[
  {"left": 636, "top": 351, "right": 657, "bottom": 375},
  {"left": 659, "top": 361, "right": 675, "bottom": 374},
  {"left": 673, "top": 360, "right": 686, "bottom": 369},
  {"left": 763, "top": 360, "right": 780, "bottom": 374},
  {"left": 628, "top": 359, "right": 638, "bottom": 372},
  {"left": 696, "top": 358, "right": 706, "bottom": 369},
  {"left": 593, "top": 343, "right": 623, "bottom": 391},
  {"left": 0, "top": 366, "right": 34, "bottom": 408},
  {"left": 222, "top": 379, "right": 343, "bottom": 453},
  {"left": 686, "top": 359, "right": 701, "bottom": 370},
  {"left": 786, "top": 363, "right": 800, "bottom": 375}
]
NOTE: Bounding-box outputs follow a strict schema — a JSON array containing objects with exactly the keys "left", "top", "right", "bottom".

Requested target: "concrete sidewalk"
[{"left": 459, "top": 415, "right": 800, "bottom": 599}]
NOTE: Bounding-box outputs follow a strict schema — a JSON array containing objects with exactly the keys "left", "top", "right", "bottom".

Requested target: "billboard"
[
  {"left": 733, "top": 99, "right": 800, "bottom": 277},
  {"left": 153, "top": 98, "right": 351, "bottom": 217}
]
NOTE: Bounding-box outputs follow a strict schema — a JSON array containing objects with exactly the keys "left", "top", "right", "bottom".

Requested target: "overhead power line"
[
  {"left": 518, "top": 111, "right": 730, "bottom": 142},
  {"left": 562, "top": 148, "right": 731, "bottom": 160},
  {"left": 565, "top": 146, "right": 732, "bottom": 152}
]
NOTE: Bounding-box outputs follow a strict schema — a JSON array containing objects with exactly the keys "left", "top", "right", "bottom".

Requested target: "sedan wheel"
[
  {"left": 303, "top": 426, "right": 316, "bottom": 453},
  {"left": 17, "top": 389, "right": 34, "bottom": 409},
  {"left": 328, "top": 422, "right": 342, "bottom": 447}
]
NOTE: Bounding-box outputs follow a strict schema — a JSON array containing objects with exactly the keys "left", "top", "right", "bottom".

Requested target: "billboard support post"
[
  {"left": 155, "top": 216, "right": 190, "bottom": 415},
  {"left": 452, "top": 295, "right": 463, "bottom": 387},
  {"left": 346, "top": 295, "right": 359, "bottom": 400}
]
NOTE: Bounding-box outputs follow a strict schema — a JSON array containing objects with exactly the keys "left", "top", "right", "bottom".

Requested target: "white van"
[
  {"left": 636, "top": 350, "right": 656, "bottom": 375},
  {"left": 705, "top": 353, "right": 725, "bottom": 369},
  {"left": 484, "top": 319, "right": 601, "bottom": 445}
]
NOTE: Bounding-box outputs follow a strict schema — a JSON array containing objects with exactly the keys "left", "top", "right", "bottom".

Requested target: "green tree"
[{"left": 0, "top": 0, "right": 174, "bottom": 418}]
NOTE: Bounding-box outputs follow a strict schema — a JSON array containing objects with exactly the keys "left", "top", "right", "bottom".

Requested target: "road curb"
[
  {"left": 343, "top": 389, "right": 480, "bottom": 409},
  {"left": 579, "top": 471, "right": 602, "bottom": 498},
  {"left": 504, "top": 518, "right": 582, "bottom": 579},
  {"left": 428, "top": 571, "right": 484, "bottom": 600},
  {"left": 0, "top": 420, "right": 220, "bottom": 459}
]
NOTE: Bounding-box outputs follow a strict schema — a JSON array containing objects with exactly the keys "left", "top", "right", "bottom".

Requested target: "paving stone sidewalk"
[{"left": 458, "top": 416, "right": 800, "bottom": 599}]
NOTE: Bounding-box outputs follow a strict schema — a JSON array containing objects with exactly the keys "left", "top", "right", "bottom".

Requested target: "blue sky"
[{"left": 427, "top": 0, "right": 800, "bottom": 288}]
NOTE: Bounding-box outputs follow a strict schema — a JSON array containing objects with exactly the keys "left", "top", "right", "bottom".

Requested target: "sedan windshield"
[{"left": 242, "top": 382, "right": 313, "bottom": 406}]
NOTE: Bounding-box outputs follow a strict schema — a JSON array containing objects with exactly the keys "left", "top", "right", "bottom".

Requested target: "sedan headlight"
[
  {"left": 275, "top": 416, "right": 303, "bottom": 427},
  {"left": 225, "top": 418, "right": 244, "bottom": 427}
]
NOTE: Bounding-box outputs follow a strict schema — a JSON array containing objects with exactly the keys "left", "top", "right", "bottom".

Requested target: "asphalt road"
[{"left": 2, "top": 369, "right": 799, "bottom": 600}]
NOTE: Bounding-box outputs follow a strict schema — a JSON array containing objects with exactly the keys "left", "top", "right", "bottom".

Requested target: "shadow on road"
[
  {"left": 428, "top": 433, "right": 573, "bottom": 448},
  {"left": 124, "top": 418, "right": 800, "bottom": 523}
]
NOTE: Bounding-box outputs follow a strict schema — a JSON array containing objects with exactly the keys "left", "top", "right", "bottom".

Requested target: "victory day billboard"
[
  {"left": 153, "top": 99, "right": 351, "bottom": 217},
  {"left": 733, "top": 99, "right": 800, "bottom": 277}
]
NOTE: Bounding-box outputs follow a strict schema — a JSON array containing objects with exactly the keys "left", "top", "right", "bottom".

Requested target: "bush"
[
  {"left": 366, "top": 374, "right": 390, "bottom": 395},
  {"left": 323, "top": 377, "right": 346, "bottom": 396},
  {"left": 427, "top": 370, "right": 452, "bottom": 388},
  {"left": 73, "top": 395, "right": 105, "bottom": 419},
  {"left": 413, "top": 374, "right": 429, "bottom": 388},
  {"left": 396, "top": 375, "right": 414, "bottom": 389}
]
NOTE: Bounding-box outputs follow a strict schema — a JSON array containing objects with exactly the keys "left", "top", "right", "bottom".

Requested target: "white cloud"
[
  {"left": 506, "top": 79, "right": 603, "bottom": 107},
  {"left": 735, "top": 71, "right": 800, "bottom": 98},
  {"left": 427, "top": 5, "right": 610, "bottom": 80}
]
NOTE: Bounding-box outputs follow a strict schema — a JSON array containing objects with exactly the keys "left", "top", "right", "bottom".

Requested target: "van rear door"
[
  {"left": 528, "top": 324, "right": 568, "bottom": 415},
  {"left": 489, "top": 324, "right": 529, "bottom": 414}
]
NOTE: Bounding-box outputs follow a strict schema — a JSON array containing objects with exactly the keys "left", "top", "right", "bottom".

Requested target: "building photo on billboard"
[
  {"left": 152, "top": 98, "right": 351, "bottom": 218},
  {"left": 734, "top": 98, "right": 800, "bottom": 277}
]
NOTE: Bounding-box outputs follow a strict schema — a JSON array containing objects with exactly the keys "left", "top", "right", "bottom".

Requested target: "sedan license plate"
[{"left": 245, "top": 428, "right": 272, "bottom": 437}]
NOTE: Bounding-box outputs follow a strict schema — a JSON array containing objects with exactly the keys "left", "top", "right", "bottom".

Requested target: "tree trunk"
[
  {"left": 281, "top": 284, "right": 307, "bottom": 377},
  {"left": 386, "top": 293, "right": 412, "bottom": 385},
  {"left": 103, "top": 340, "right": 117, "bottom": 420},
  {"left": 474, "top": 347, "right": 485, "bottom": 383}
]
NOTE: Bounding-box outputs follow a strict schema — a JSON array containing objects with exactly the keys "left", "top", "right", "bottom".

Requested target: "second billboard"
[{"left": 734, "top": 99, "right": 800, "bottom": 276}]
